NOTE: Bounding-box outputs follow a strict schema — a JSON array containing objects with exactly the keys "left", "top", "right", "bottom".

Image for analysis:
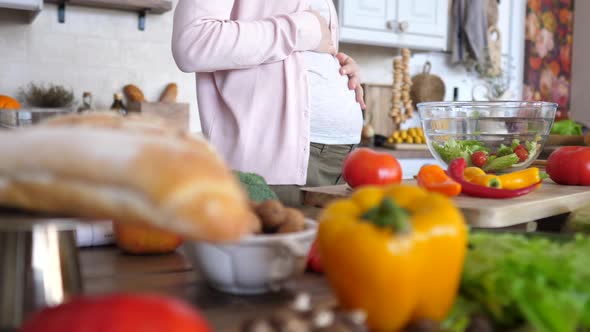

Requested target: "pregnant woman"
[{"left": 172, "top": 0, "right": 365, "bottom": 205}]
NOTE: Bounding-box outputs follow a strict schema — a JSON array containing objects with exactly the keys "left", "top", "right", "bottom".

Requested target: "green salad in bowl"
[
  {"left": 417, "top": 101, "right": 557, "bottom": 172},
  {"left": 433, "top": 137, "right": 541, "bottom": 172}
]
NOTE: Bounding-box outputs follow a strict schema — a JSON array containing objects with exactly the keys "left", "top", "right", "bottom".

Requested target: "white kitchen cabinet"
[{"left": 336, "top": 0, "right": 449, "bottom": 51}]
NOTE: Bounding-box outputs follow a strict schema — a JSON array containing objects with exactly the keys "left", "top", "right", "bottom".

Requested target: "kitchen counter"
[
  {"left": 77, "top": 215, "right": 564, "bottom": 332},
  {"left": 80, "top": 246, "right": 333, "bottom": 332}
]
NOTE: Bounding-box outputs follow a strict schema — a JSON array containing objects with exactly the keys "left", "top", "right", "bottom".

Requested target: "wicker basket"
[{"left": 410, "top": 62, "right": 446, "bottom": 107}]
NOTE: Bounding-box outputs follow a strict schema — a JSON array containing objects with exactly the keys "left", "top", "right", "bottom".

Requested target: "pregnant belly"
[{"left": 303, "top": 52, "right": 363, "bottom": 143}]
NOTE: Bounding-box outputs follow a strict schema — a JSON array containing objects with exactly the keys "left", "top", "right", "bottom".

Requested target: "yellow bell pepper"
[
  {"left": 497, "top": 167, "right": 543, "bottom": 190},
  {"left": 463, "top": 167, "right": 502, "bottom": 188},
  {"left": 317, "top": 185, "right": 468, "bottom": 332},
  {"left": 463, "top": 167, "right": 485, "bottom": 180}
]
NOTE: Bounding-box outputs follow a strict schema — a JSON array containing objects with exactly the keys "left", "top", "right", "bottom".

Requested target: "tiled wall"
[
  {"left": 0, "top": 1, "right": 200, "bottom": 132},
  {"left": 0, "top": 1, "right": 523, "bottom": 133}
]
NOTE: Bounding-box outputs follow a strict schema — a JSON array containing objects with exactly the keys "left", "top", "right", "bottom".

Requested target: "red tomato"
[
  {"left": 20, "top": 294, "right": 212, "bottom": 332},
  {"left": 342, "top": 148, "right": 402, "bottom": 188},
  {"left": 470, "top": 151, "right": 488, "bottom": 168},
  {"left": 307, "top": 240, "right": 323, "bottom": 273},
  {"left": 546, "top": 146, "right": 590, "bottom": 185},
  {"left": 514, "top": 145, "right": 529, "bottom": 162}
]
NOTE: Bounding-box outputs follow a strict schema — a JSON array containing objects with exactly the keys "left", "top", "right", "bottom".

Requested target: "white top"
[{"left": 304, "top": 0, "right": 363, "bottom": 145}]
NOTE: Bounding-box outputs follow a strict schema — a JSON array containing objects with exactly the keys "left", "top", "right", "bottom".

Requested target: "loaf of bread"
[
  {"left": 124, "top": 84, "right": 146, "bottom": 103},
  {"left": 0, "top": 113, "right": 258, "bottom": 242},
  {"left": 159, "top": 83, "right": 178, "bottom": 103}
]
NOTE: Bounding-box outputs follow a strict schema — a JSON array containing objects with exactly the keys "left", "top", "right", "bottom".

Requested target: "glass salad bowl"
[{"left": 417, "top": 101, "right": 558, "bottom": 172}]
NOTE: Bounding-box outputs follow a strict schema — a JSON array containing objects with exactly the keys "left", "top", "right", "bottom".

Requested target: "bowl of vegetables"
[{"left": 417, "top": 101, "right": 557, "bottom": 172}]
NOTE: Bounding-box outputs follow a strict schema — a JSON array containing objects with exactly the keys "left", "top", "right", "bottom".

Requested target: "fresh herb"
[
  {"left": 450, "top": 232, "right": 590, "bottom": 332},
  {"left": 496, "top": 144, "right": 514, "bottom": 157},
  {"left": 433, "top": 139, "right": 489, "bottom": 166},
  {"left": 482, "top": 153, "right": 520, "bottom": 172},
  {"left": 434, "top": 138, "right": 539, "bottom": 170},
  {"left": 551, "top": 120, "right": 583, "bottom": 136}
]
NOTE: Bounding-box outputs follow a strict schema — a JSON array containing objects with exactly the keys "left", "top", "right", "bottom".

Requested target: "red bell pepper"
[
  {"left": 546, "top": 146, "right": 590, "bottom": 186},
  {"left": 447, "top": 158, "right": 541, "bottom": 199}
]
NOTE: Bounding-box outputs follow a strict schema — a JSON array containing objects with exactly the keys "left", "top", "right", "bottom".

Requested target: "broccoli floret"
[{"left": 234, "top": 171, "right": 278, "bottom": 202}]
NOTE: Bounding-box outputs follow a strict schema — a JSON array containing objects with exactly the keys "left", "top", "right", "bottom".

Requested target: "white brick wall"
[
  {"left": 0, "top": 0, "right": 523, "bottom": 133},
  {"left": 0, "top": 2, "right": 201, "bottom": 132}
]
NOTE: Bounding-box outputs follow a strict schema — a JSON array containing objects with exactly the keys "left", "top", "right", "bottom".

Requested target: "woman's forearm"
[{"left": 172, "top": 0, "right": 321, "bottom": 73}]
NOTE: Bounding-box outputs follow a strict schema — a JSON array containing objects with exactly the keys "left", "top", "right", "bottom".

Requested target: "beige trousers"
[{"left": 270, "top": 143, "right": 355, "bottom": 207}]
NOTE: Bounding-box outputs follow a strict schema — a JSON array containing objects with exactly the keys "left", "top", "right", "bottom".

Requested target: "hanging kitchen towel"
[{"left": 451, "top": 0, "right": 489, "bottom": 64}]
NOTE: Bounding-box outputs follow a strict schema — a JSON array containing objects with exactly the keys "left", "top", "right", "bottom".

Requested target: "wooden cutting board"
[
  {"left": 382, "top": 143, "right": 430, "bottom": 150},
  {"left": 301, "top": 181, "right": 590, "bottom": 228}
]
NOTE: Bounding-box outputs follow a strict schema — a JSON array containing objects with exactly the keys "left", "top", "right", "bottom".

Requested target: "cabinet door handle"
[
  {"left": 387, "top": 20, "right": 409, "bottom": 33},
  {"left": 398, "top": 21, "right": 409, "bottom": 33}
]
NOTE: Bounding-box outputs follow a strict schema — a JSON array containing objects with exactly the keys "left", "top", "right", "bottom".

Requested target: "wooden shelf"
[{"left": 45, "top": 0, "right": 172, "bottom": 14}]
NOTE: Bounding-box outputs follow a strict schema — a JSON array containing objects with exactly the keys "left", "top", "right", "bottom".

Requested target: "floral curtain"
[{"left": 523, "top": 0, "right": 574, "bottom": 120}]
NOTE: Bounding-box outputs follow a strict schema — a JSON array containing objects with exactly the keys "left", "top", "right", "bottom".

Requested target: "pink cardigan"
[{"left": 172, "top": 0, "right": 339, "bottom": 185}]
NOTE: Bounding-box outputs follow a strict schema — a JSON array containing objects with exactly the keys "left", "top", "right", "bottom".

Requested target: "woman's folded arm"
[{"left": 172, "top": 0, "right": 321, "bottom": 73}]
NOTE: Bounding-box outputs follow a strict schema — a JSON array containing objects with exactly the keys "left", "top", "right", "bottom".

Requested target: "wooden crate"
[{"left": 127, "top": 102, "right": 190, "bottom": 131}]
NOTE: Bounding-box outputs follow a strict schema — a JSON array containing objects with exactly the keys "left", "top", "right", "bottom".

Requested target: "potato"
[
  {"left": 256, "top": 200, "right": 287, "bottom": 232},
  {"left": 277, "top": 208, "right": 305, "bottom": 234},
  {"left": 250, "top": 216, "right": 263, "bottom": 234}
]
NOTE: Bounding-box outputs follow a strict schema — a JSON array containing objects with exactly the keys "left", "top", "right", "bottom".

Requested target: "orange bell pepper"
[{"left": 416, "top": 164, "right": 461, "bottom": 197}]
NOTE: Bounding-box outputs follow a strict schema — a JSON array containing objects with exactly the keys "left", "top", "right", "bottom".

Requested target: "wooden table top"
[{"left": 80, "top": 245, "right": 334, "bottom": 332}]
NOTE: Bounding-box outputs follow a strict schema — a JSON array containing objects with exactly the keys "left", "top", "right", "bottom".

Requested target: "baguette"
[
  {"left": 159, "top": 83, "right": 178, "bottom": 103},
  {"left": 124, "top": 84, "right": 146, "bottom": 103},
  {"left": 0, "top": 118, "right": 257, "bottom": 242}
]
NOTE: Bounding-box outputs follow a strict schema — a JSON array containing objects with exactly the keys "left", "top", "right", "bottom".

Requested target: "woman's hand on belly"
[{"left": 336, "top": 53, "right": 366, "bottom": 110}]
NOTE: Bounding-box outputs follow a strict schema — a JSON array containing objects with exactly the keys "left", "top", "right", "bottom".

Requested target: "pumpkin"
[{"left": 0, "top": 95, "right": 21, "bottom": 110}]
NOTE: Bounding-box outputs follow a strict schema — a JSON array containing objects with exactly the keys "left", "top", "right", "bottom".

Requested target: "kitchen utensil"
[
  {"left": 418, "top": 101, "right": 557, "bottom": 171},
  {"left": 486, "top": 0, "right": 499, "bottom": 27},
  {"left": 362, "top": 83, "right": 396, "bottom": 137},
  {"left": 0, "top": 210, "right": 83, "bottom": 330},
  {"left": 487, "top": 25, "right": 502, "bottom": 77},
  {"left": 300, "top": 180, "right": 590, "bottom": 229},
  {"left": 182, "top": 219, "right": 317, "bottom": 295},
  {"left": 410, "top": 61, "right": 446, "bottom": 106}
]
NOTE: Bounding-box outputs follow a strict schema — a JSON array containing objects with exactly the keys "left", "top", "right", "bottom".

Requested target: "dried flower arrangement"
[{"left": 18, "top": 82, "right": 76, "bottom": 108}]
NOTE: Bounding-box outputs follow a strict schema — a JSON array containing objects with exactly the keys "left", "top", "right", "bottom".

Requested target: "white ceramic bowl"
[{"left": 182, "top": 219, "right": 317, "bottom": 295}]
